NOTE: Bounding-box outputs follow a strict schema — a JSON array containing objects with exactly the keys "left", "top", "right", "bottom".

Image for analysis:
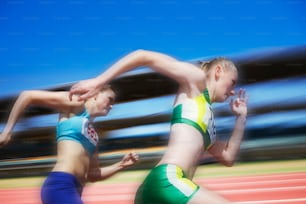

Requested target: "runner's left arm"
[
  {"left": 87, "top": 152, "right": 139, "bottom": 182},
  {"left": 208, "top": 89, "right": 248, "bottom": 166},
  {"left": 0, "top": 90, "right": 82, "bottom": 147}
]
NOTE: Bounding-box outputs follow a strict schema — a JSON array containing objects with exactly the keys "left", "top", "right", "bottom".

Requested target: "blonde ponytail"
[{"left": 197, "top": 57, "right": 237, "bottom": 74}]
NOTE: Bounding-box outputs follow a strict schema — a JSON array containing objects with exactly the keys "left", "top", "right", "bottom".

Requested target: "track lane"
[{"left": 1, "top": 172, "right": 305, "bottom": 204}]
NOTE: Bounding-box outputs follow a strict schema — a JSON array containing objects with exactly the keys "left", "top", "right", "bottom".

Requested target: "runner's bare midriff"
[
  {"left": 53, "top": 140, "right": 90, "bottom": 185},
  {"left": 158, "top": 124, "right": 204, "bottom": 179}
]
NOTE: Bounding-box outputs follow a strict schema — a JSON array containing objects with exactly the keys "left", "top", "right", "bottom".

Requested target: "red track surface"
[{"left": 1, "top": 172, "right": 305, "bottom": 204}]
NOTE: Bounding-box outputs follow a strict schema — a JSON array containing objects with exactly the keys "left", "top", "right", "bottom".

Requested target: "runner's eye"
[
  {"left": 108, "top": 97, "right": 115, "bottom": 105},
  {"left": 232, "top": 79, "right": 236, "bottom": 87}
]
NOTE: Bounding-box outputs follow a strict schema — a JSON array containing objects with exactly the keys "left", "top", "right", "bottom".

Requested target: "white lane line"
[
  {"left": 235, "top": 198, "right": 306, "bottom": 204},
  {"left": 83, "top": 194, "right": 133, "bottom": 201},
  {"left": 218, "top": 185, "right": 306, "bottom": 193},
  {"left": 203, "top": 178, "right": 306, "bottom": 188},
  {"left": 201, "top": 172, "right": 306, "bottom": 182}
]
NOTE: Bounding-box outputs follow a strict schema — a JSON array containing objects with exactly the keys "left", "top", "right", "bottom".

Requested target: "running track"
[{"left": 1, "top": 172, "right": 305, "bottom": 204}]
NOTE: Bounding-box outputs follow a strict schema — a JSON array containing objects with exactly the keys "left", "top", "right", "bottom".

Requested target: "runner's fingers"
[
  {"left": 238, "top": 88, "right": 247, "bottom": 102},
  {"left": 131, "top": 152, "right": 139, "bottom": 161}
]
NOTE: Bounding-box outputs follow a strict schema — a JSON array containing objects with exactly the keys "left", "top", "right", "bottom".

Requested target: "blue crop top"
[{"left": 56, "top": 110, "right": 99, "bottom": 156}]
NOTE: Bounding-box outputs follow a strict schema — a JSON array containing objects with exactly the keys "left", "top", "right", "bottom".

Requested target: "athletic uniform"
[
  {"left": 41, "top": 172, "right": 83, "bottom": 204},
  {"left": 135, "top": 89, "right": 216, "bottom": 204},
  {"left": 171, "top": 89, "right": 216, "bottom": 150},
  {"left": 56, "top": 109, "right": 98, "bottom": 156},
  {"left": 41, "top": 109, "right": 99, "bottom": 204}
]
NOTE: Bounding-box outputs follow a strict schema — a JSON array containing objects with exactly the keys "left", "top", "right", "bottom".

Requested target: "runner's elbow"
[
  {"left": 223, "top": 160, "right": 235, "bottom": 167},
  {"left": 132, "top": 49, "right": 154, "bottom": 65},
  {"left": 87, "top": 175, "right": 101, "bottom": 183},
  {"left": 220, "top": 155, "right": 236, "bottom": 167}
]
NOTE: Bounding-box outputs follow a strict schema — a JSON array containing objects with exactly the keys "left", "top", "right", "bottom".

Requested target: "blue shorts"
[{"left": 41, "top": 171, "right": 83, "bottom": 204}]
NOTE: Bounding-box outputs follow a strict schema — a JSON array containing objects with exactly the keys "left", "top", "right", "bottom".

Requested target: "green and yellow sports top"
[{"left": 171, "top": 89, "right": 216, "bottom": 150}]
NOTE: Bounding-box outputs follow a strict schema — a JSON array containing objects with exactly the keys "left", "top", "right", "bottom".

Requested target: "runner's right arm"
[{"left": 0, "top": 90, "right": 82, "bottom": 147}]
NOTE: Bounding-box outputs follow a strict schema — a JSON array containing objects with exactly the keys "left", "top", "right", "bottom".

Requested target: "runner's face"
[
  {"left": 95, "top": 90, "right": 115, "bottom": 116},
  {"left": 215, "top": 68, "right": 237, "bottom": 102}
]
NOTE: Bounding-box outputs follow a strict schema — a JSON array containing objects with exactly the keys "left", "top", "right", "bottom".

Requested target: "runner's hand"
[
  {"left": 119, "top": 152, "right": 139, "bottom": 168},
  {"left": 230, "top": 88, "right": 248, "bottom": 117},
  {"left": 0, "top": 132, "right": 12, "bottom": 148},
  {"left": 69, "top": 78, "right": 102, "bottom": 101}
]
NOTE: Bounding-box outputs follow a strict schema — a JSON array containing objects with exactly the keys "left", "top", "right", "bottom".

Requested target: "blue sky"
[{"left": 0, "top": 0, "right": 306, "bottom": 97}]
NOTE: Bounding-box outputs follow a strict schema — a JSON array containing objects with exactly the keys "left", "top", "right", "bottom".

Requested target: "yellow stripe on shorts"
[{"left": 167, "top": 164, "right": 197, "bottom": 197}]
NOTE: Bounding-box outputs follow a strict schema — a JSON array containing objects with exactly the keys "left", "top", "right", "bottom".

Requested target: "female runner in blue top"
[
  {"left": 0, "top": 85, "right": 139, "bottom": 204},
  {"left": 69, "top": 50, "right": 248, "bottom": 204}
]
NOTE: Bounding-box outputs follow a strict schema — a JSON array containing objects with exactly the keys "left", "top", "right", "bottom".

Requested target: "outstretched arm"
[
  {"left": 0, "top": 90, "right": 82, "bottom": 147},
  {"left": 87, "top": 152, "right": 139, "bottom": 182},
  {"left": 208, "top": 89, "right": 248, "bottom": 167},
  {"left": 70, "top": 49, "right": 205, "bottom": 100}
]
